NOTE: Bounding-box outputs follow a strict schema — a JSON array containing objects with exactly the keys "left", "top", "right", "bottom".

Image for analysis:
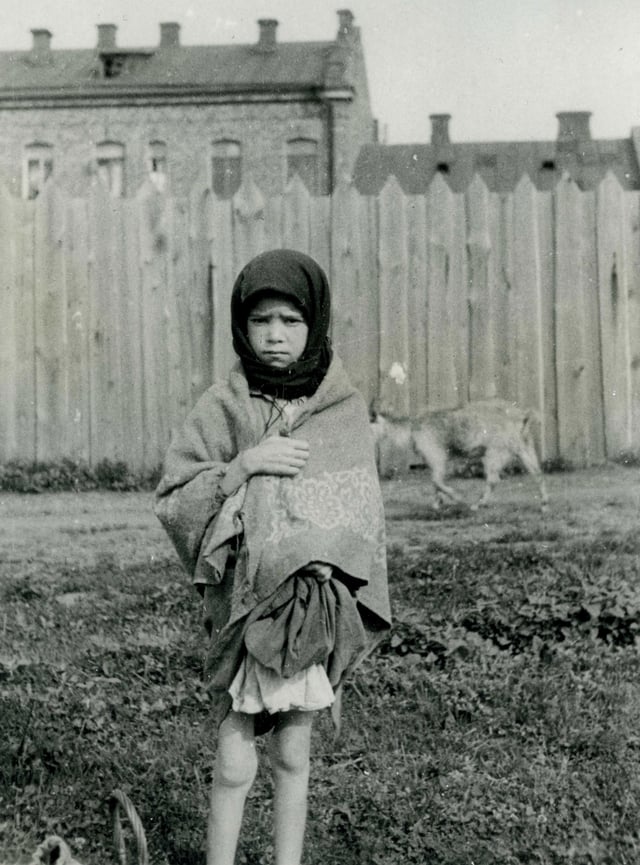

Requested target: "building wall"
[
  {"left": 0, "top": 99, "right": 336, "bottom": 198},
  {"left": 332, "top": 38, "right": 376, "bottom": 185}
]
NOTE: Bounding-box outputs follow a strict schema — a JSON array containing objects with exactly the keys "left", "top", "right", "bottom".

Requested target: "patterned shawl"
[{"left": 154, "top": 355, "right": 390, "bottom": 636}]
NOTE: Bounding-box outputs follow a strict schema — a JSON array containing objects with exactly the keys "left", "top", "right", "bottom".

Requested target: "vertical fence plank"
[
  {"left": 264, "top": 194, "right": 283, "bottom": 252},
  {"left": 359, "top": 193, "right": 380, "bottom": 406},
  {"left": 14, "top": 198, "right": 36, "bottom": 460},
  {"left": 90, "top": 183, "right": 127, "bottom": 462},
  {"left": 309, "top": 195, "right": 331, "bottom": 279},
  {"left": 378, "top": 177, "right": 410, "bottom": 419},
  {"left": 121, "top": 198, "right": 146, "bottom": 468},
  {"left": 405, "top": 194, "right": 428, "bottom": 415},
  {"left": 554, "top": 176, "right": 587, "bottom": 464},
  {"left": 555, "top": 176, "right": 605, "bottom": 465},
  {"left": 330, "top": 181, "right": 378, "bottom": 405},
  {"left": 34, "top": 182, "right": 68, "bottom": 461},
  {"left": 233, "top": 175, "right": 266, "bottom": 267},
  {"left": 596, "top": 172, "right": 633, "bottom": 456},
  {"left": 537, "top": 188, "right": 558, "bottom": 458},
  {"left": 282, "top": 175, "right": 311, "bottom": 253},
  {"left": 160, "top": 194, "right": 189, "bottom": 440},
  {"left": 209, "top": 194, "right": 235, "bottom": 381},
  {"left": 492, "top": 191, "right": 516, "bottom": 399},
  {"left": 0, "top": 186, "right": 17, "bottom": 459},
  {"left": 136, "top": 183, "right": 169, "bottom": 467},
  {"left": 466, "top": 175, "right": 497, "bottom": 400},
  {"left": 512, "top": 176, "right": 547, "bottom": 453},
  {"left": 623, "top": 191, "right": 640, "bottom": 450},
  {"left": 230, "top": 176, "right": 267, "bottom": 384},
  {"left": 425, "top": 174, "right": 460, "bottom": 409},
  {"left": 65, "top": 197, "right": 91, "bottom": 462},
  {"left": 450, "top": 190, "right": 470, "bottom": 403},
  {"left": 111, "top": 194, "right": 144, "bottom": 466},
  {"left": 582, "top": 189, "right": 606, "bottom": 462},
  {"left": 171, "top": 199, "right": 195, "bottom": 430},
  {"left": 188, "top": 185, "right": 213, "bottom": 403}
]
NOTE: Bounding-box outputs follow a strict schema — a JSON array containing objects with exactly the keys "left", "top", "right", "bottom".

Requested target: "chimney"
[
  {"left": 31, "top": 29, "right": 52, "bottom": 57},
  {"left": 430, "top": 114, "right": 451, "bottom": 148},
  {"left": 160, "top": 22, "right": 180, "bottom": 48},
  {"left": 257, "top": 19, "right": 278, "bottom": 52},
  {"left": 337, "top": 9, "right": 355, "bottom": 39},
  {"left": 97, "top": 23, "right": 117, "bottom": 51},
  {"left": 556, "top": 111, "right": 592, "bottom": 147}
]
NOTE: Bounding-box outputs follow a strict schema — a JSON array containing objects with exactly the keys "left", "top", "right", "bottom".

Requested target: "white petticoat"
[{"left": 229, "top": 653, "right": 335, "bottom": 714}]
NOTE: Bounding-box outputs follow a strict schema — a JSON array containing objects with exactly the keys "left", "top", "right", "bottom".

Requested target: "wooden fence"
[{"left": 0, "top": 171, "right": 639, "bottom": 471}]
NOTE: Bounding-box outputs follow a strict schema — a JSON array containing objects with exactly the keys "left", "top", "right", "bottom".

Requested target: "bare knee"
[
  {"left": 271, "top": 745, "right": 309, "bottom": 778},
  {"left": 269, "top": 713, "right": 312, "bottom": 777},
  {"left": 214, "top": 744, "right": 258, "bottom": 790},
  {"left": 213, "top": 713, "right": 258, "bottom": 791}
]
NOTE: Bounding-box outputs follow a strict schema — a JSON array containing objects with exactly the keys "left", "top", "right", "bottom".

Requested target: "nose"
[{"left": 266, "top": 319, "right": 286, "bottom": 343}]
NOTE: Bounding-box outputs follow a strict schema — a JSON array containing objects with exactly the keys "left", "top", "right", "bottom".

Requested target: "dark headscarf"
[{"left": 231, "top": 249, "right": 333, "bottom": 399}]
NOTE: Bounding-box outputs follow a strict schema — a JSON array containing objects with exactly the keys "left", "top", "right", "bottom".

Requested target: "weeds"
[
  {"left": 1, "top": 476, "right": 640, "bottom": 863},
  {"left": 0, "top": 459, "right": 161, "bottom": 492}
]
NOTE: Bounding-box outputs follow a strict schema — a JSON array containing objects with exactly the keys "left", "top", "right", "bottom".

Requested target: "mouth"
[{"left": 262, "top": 351, "right": 291, "bottom": 366}]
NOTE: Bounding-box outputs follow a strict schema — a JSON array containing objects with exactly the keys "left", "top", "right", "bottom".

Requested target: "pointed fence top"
[
  {"left": 467, "top": 172, "right": 491, "bottom": 199},
  {"left": 379, "top": 174, "right": 405, "bottom": 199},
  {"left": 284, "top": 172, "right": 313, "bottom": 199},
  {"left": 233, "top": 174, "right": 265, "bottom": 220}
]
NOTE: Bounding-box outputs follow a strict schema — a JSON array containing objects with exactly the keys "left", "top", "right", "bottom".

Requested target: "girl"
[{"left": 155, "top": 249, "right": 390, "bottom": 865}]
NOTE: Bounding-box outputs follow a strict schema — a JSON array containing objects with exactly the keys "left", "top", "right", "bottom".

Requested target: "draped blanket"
[{"left": 154, "top": 356, "right": 390, "bottom": 725}]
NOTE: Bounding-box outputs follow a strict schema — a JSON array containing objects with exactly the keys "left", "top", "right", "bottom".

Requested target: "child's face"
[{"left": 246, "top": 295, "right": 309, "bottom": 369}]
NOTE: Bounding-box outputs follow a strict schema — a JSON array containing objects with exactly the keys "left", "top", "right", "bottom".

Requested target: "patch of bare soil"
[{"left": 0, "top": 491, "right": 169, "bottom": 578}]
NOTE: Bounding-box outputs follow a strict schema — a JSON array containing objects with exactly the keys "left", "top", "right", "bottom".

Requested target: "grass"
[{"left": 1, "top": 466, "right": 640, "bottom": 864}]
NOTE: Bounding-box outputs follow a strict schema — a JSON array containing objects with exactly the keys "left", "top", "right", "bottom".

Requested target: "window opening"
[
  {"left": 287, "top": 138, "right": 319, "bottom": 194},
  {"left": 212, "top": 140, "right": 242, "bottom": 199},
  {"left": 96, "top": 141, "right": 125, "bottom": 197},
  {"left": 23, "top": 143, "right": 53, "bottom": 199}
]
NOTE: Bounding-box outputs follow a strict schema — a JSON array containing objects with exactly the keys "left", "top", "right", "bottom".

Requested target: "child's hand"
[
  {"left": 306, "top": 561, "right": 333, "bottom": 581},
  {"left": 242, "top": 436, "right": 310, "bottom": 478}
]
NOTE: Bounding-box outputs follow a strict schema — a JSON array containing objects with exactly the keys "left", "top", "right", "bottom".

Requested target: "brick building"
[
  {"left": 0, "top": 9, "right": 375, "bottom": 199},
  {"left": 354, "top": 111, "right": 640, "bottom": 194},
  {"left": 4, "top": 9, "right": 640, "bottom": 204}
]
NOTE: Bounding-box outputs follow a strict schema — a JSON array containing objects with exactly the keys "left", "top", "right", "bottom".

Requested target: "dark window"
[
  {"left": 23, "top": 143, "right": 53, "bottom": 199},
  {"left": 212, "top": 140, "right": 242, "bottom": 198},
  {"left": 148, "top": 140, "right": 167, "bottom": 190},
  {"left": 102, "top": 55, "right": 126, "bottom": 78},
  {"left": 541, "top": 160, "right": 556, "bottom": 171},
  {"left": 287, "top": 138, "right": 319, "bottom": 194},
  {"left": 96, "top": 141, "right": 125, "bottom": 197},
  {"left": 436, "top": 162, "right": 450, "bottom": 174}
]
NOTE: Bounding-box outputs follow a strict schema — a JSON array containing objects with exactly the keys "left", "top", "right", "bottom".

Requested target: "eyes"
[{"left": 247, "top": 314, "right": 305, "bottom": 327}]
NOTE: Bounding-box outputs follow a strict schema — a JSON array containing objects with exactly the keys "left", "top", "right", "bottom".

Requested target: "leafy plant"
[
  {"left": 2, "top": 473, "right": 640, "bottom": 864},
  {"left": 0, "top": 459, "right": 161, "bottom": 492}
]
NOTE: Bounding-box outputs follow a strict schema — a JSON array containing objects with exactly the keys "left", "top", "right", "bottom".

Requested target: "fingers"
[
  {"left": 247, "top": 436, "right": 310, "bottom": 477},
  {"left": 262, "top": 435, "right": 309, "bottom": 453}
]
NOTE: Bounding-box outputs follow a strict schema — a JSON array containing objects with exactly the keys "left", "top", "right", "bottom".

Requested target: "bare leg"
[
  {"left": 268, "top": 710, "right": 314, "bottom": 865},
  {"left": 207, "top": 711, "right": 257, "bottom": 865}
]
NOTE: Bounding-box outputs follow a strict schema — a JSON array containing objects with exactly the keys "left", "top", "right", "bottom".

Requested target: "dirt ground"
[{"left": 1, "top": 463, "right": 637, "bottom": 574}]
